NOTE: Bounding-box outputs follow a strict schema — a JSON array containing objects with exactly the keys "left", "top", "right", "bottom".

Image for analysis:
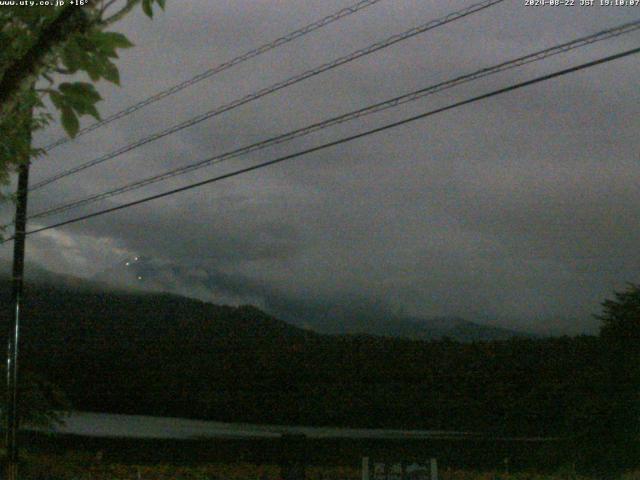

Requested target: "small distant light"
[
  {"left": 125, "top": 262, "right": 130, "bottom": 266},
  {"left": 134, "top": 257, "right": 139, "bottom": 261},
  {"left": 137, "top": 276, "right": 143, "bottom": 280}
]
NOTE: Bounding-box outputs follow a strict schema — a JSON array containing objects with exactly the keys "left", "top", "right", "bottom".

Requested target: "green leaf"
[
  {"left": 61, "top": 40, "right": 85, "bottom": 73},
  {"left": 88, "top": 31, "right": 134, "bottom": 61},
  {"left": 49, "top": 91, "right": 64, "bottom": 110},
  {"left": 58, "top": 82, "right": 102, "bottom": 104},
  {"left": 60, "top": 106, "right": 79, "bottom": 138},
  {"left": 84, "top": 103, "right": 101, "bottom": 121},
  {"left": 99, "top": 31, "right": 134, "bottom": 49},
  {"left": 142, "top": 0, "right": 153, "bottom": 18},
  {"left": 102, "top": 61, "right": 121, "bottom": 85},
  {"left": 57, "top": 83, "right": 102, "bottom": 119},
  {"left": 83, "top": 57, "right": 105, "bottom": 82},
  {"left": 75, "top": 35, "right": 94, "bottom": 51}
]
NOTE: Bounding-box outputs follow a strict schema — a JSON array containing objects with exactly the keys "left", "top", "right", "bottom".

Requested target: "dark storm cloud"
[{"left": 7, "top": 0, "right": 640, "bottom": 335}]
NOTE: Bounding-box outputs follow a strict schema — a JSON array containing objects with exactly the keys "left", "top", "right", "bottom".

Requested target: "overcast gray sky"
[{"left": 4, "top": 0, "right": 640, "bottom": 335}]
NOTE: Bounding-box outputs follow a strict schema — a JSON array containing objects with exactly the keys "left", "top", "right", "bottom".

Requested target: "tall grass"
[{"left": 12, "top": 451, "right": 640, "bottom": 480}]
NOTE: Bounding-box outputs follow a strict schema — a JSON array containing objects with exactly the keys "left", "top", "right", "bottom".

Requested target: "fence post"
[
  {"left": 430, "top": 458, "right": 438, "bottom": 480},
  {"left": 362, "top": 457, "right": 370, "bottom": 480}
]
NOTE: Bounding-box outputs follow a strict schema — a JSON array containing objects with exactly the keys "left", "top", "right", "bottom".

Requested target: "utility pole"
[{"left": 5, "top": 112, "right": 31, "bottom": 480}]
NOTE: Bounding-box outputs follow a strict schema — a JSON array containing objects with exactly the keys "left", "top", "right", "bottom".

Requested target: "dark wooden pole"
[{"left": 5, "top": 130, "right": 31, "bottom": 480}]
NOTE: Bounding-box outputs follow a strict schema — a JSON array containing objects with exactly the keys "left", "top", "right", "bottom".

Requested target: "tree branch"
[
  {"left": 99, "top": 0, "right": 141, "bottom": 27},
  {"left": 0, "top": 2, "right": 99, "bottom": 118},
  {"left": 100, "top": 0, "right": 120, "bottom": 16}
]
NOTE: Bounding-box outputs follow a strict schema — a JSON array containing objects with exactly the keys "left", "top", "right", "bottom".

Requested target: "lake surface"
[{"left": 30, "top": 412, "right": 471, "bottom": 440}]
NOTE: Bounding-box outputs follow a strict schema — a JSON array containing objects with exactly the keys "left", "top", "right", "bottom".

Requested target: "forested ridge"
[{"left": 1, "top": 277, "right": 629, "bottom": 442}]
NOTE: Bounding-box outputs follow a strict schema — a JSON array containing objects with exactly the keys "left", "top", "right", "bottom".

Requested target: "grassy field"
[
  {"left": 11, "top": 450, "right": 640, "bottom": 480},
  {"left": 5, "top": 433, "right": 638, "bottom": 479}
]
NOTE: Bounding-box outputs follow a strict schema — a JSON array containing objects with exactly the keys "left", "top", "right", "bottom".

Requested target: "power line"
[
  {"left": 29, "top": 0, "right": 506, "bottom": 191},
  {"left": 4, "top": 45, "right": 638, "bottom": 244},
  {"left": 26, "top": 18, "right": 640, "bottom": 222},
  {"left": 39, "top": 0, "right": 387, "bottom": 152}
]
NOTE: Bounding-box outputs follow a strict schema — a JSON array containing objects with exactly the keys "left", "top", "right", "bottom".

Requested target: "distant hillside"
[
  {"left": 301, "top": 312, "right": 532, "bottom": 342},
  {"left": 89, "top": 256, "right": 534, "bottom": 342},
  {"left": 0, "top": 271, "right": 599, "bottom": 436}
]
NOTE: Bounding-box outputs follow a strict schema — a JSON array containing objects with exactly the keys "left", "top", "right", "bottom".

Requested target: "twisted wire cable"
[
  {"left": 27, "top": 18, "right": 640, "bottom": 222},
  {"left": 39, "top": 0, "right": 387, "bottom": 152},
  {"left": 30, "top": 0, "right": 505, "bottom": 191},
  {"left": 6, "top": 44, "right": 639, "bottom": 243}
]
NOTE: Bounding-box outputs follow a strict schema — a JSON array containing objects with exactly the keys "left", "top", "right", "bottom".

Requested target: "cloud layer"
[{"left": 5, "top": 0, "right": 639, "bottom": 335}]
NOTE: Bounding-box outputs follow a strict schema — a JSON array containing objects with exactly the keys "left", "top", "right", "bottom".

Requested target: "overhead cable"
[
  {"left": 30, "top": 0, "right": 505, "bottom": 191},
  {"left": 39, "top": 0, "right": 388, "bottom": 152},
  {"left": 27, "top": 18, "right": 640, "bottom": 222},
  {"left": 5, "top": 45, "right": 638, "bottom": 243}
]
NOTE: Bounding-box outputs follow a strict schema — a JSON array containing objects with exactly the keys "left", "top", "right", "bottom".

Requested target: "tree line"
[{"left": 1, "top": 280, "right": 638, "bottom": 472}]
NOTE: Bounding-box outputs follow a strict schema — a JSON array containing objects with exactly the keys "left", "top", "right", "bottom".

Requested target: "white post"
[
  {"left": 362, "top": 457, "right": 370, "bottom": 480},
  {"left": 430, "top": 458, "right": 438, "bottom": 480}
]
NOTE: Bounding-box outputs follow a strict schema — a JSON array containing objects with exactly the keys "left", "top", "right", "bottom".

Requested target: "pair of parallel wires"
[{"left": 3, "top": 0, "right": 639, "bottom": 243}]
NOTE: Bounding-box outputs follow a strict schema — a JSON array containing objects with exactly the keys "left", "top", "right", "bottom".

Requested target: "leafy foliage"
[
  {"left": 0, "top": 279, "right": 605, "bottom": 436},
  {"left": 584, "top": 284, "right": 640, "bottom": 476},
  {"left": 0, "top": 0, "right": 166, "bottom": 426},
  {"left": 49, "top": 82, "right": 102, "bottom": 136},
  {"left": 15, "top": 453, "right": 625, "bottom": 480},
  {"left": 142, "top": 0, "right": 166, "bottom": 18},
  {"left": 0, "top": 368, "right": 70, "bottom": 428},
  {"left": 598, "top": 283, "right": 640, "bottom": 344},
  {"left": 0, "top": 0, "right": 166, "bottom": 194},
  {"left": 1, "top": 276, "right": 639, "bottom": 471}
]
